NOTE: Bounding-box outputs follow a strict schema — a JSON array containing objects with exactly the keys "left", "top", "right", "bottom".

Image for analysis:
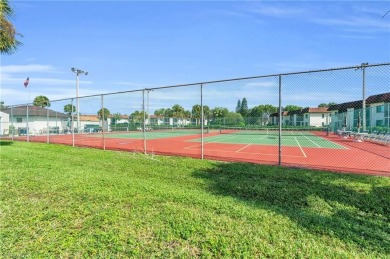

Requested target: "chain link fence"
[{"left": 1, "top": 63, "right": 389, "bottom": 174}]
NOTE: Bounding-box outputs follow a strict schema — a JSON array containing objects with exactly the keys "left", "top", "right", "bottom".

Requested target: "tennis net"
[
  {"left": 219, "top": 127, "right": 328, "bottom": 136},
  {"left": 150, "top": 126, "right": 209, "bottom": 134}
]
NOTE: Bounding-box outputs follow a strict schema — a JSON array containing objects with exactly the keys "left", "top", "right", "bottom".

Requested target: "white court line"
[
  {"left": 184, "top": 134, "right": 238, "bottom": 149},
  {"left": 74, "top": 138, "right": 102, "bottom": 142},
  {"left": 294, "top": 137, "right": 307, "bottom": 158},
  {"left": 316, "top": 136, "right": 349, "bottom": 150},
  {"left": 234, "top": 134, "right": 269, "bottom": 152},
  {"left": 303, "top": 135, "right": 322, "bottom": 148},
  {"left": 236, "top": 144, "right": 252, "bottom": 152}
]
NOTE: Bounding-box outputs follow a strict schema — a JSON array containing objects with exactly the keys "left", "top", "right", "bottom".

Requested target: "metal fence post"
[
  {"left": 101, "top": 95, "right": 106, "bottom": 150},
  {"left": 47, "top": 107, "right": 49, "bottom": 143},
  {"left": 278, "top": 75, "right": 282, "bottom": 166},
  {"left": 26, "top": 104, "right": 29, "bottom": 142},
  {"left": 201, "top": 84, "right": 204, "bottom": 160},
  {"left": 71, "top": 98, "right": 75, "bottom": 147},
  {"left": 10, "top": 106, "right": 14, "bottom": 140},
  {"left": 143, "top": 89, "right": 146, "bottom": 154}
]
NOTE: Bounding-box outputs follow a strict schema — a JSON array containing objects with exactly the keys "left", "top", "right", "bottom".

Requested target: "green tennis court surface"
[
  {"left": 91, "top": 127, "right": 345, "bottom": 149},
  {"left": 190, "top": 127, "right": 346, "bottom": 149},
  {"left": 190, "top": 134, "right": 345, "bottom": 149}
]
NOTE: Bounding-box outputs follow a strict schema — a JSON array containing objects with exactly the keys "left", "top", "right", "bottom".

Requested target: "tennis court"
[
  {"left": 189, "top": 127, "right": 345, "bottom": 149},
  {"left": 13, "top": 126, "right": 389, "bottom": 176}
]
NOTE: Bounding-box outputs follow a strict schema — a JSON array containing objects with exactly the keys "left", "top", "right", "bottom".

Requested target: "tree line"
[{"left": 0, "top": 96, "right": 338, "bottom": 127}]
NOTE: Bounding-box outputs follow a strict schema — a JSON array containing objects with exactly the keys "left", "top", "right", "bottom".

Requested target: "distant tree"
[
  {"left": 0, "top": 101, "right": 6, "bottom": 109},
  {"left": 192, "top": 104, "right": 211, "bottom": 125},
  {"left": 171, "top": 104, "right": 185, "bottom": 118},
  {"left": 283, "top": 105, "right": 302, "bottom": 112},
  {"left": 0, "top": 0, "right": 23, "bottom": 55},
  {"left": 154, "top": 108, "right": 166, "bottom": 117},
  {"left": 240, "top": 98, "right": 249, "bottom": 117},
  {"left": 184, "top": 110, "right": 191, "bottom": 119},
  {"left": 33, "top": 95, "right": 50, "bottom": 108},
  {"left": 163, "top": 108, "right": 173, "bottom": 117},
  {"left": 97, "top": 108, "right": 110, "bottom": 120},
  {"left": 111, "top": 112, "right": 121, "bottom": 125},
  {"left": 211, "top": 107, "right": 229, "bottom": 118},
  {"left": 130, "top": 110, "right": 148, "bottom": 123},
  {"left": 318, "top": 102, "right": 337, "bottom": 108},
  {"left": 235, "top": 99, "right": 241, "bottom": 113},
  {"left": 210, "top": 107, "right": 229, "bottom": 126},
  {"left": 63, "top": 104, "right": 75, "bottom": 117},
  {"left": 225, "top": 112, "right": 245, "bottom": 126},
  {"left": 249, "top": 104, "right": 277, "bottom": 126}
]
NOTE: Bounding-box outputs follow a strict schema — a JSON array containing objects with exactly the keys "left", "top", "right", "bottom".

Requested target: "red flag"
[{"left": 24, "top": 77, "right": 29, "bottom": 88}]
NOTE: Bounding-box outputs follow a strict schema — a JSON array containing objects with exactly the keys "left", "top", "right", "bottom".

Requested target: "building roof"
[
  {"left": 366, "top": 92, "right": 390, "bottom": 104},
  {"left": 328, "top": 92, "right": 390, "bottom": 112},
  {"left": 305, "top": 107, "right": 329, "bottom": 113},
  {"left": 270, "top": 108, "right": 330, "bottom": 117},
  {"left": 1, "top": 105, "right": 68, "bottom": 118},
  {"left": 328, "top": 101, "right": 362, "bottom": 112},
  {"left": 79, "top": 115, "right": 99, "bottom": 122}
]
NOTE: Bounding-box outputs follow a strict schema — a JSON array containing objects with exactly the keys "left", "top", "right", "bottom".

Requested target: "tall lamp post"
[
  {"left": 357, "top": 63, "right": 368, "bottom": 131},
  {"left": 71, "top": 67, "right": 88, "bottom": 132},
  {"left": 146, "top": 89, "right": 153, "bottom": 128}
]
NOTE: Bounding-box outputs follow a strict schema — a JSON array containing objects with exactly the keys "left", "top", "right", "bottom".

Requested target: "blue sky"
[{"left": 1, "top": 1, "right": 389, "bottom": 115}]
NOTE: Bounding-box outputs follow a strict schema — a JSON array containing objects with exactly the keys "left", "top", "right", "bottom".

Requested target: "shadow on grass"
[
  {"left": 0, "top": 140, "right": 13, "bottom": 146},
  {"left": 192, "top": 162, "right": 390, "bottom": 254}
]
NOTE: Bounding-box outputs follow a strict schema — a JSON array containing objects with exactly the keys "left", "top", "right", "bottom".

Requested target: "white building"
[
  {"left": 0, "top": 111, "right": 10, "bottom": 136},
  {"left": 0, "top": 106, "right": 68, "bottom": 135},
  {"left": 328, "top": 92, "right": 390, "bottom": 132},
  {"left": 270, "top": 108, "right": 330, "bottom": 127}
]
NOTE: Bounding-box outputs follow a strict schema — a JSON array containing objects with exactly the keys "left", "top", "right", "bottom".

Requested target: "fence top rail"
[{"left": 8, "top": 62, "right": 390, "bottom": 106}]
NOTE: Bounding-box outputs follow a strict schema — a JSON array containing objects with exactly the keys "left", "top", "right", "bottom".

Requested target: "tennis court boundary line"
[{"left": 294, "top": 137, "right": 307, "bottom": 158}]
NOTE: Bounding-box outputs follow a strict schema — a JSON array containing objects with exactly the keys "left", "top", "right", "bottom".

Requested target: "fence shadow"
[
  {"left": 0, "top": 140, "right": 14, "bottom": 146},
  {"left": 192, "top": 162, "right": 390, "bottom": 254}
]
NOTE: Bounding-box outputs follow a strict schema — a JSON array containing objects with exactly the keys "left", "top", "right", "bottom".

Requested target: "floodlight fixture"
[{"left": 71, "top": 67, "right": 88, "bottom": 133}]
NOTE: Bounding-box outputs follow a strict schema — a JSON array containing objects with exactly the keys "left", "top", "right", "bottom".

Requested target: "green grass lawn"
[{"left": 1, "top": 140, "right": 389, "bottom": 258}]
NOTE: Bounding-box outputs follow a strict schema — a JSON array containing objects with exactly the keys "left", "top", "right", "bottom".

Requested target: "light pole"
[
  {"left": 146, "top": 89, "right": 153, "bottom": 128},
  {"left": 357, "top": 63, "right": 368, "bottom": 131},
  {"left": 71, "top": 67, "right": 88, "bottom": 132}
]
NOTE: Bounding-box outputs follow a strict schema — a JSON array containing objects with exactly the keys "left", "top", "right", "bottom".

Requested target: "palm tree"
[
  {"left": 191, "top": 104, "right": 210, "bottom": 125},
  {"left": 130, "top": 110, "right": 148, "bottom": 123},
  {"left": 192, "top": 104, "right": 201, "bottom": 125},
  {"left": 154, "top": 108, "right": 166, "bottom": 117},
  {"left": 111, "top": 112, "right": 121, "bottom": 125},
  {"left": 98, "top": 108, "right": 111, "bottom": 131},
  {"left": 97, "top": 108, "right": 110, "bottom": 121},
  {"left": 172, "top": 104, "right": 186, "bottom": 126},
  {"left": 0, "top": 0, "right": 23, "bottom": 54},
  {"left": 33, "top": 95, "right": 50, "bottom": 108},
  {"left": 63, "top": 104, "right": 76, "bottom": 117},
  {"left": 0, "top": 101, "right": 7, "bottom": 109},
  {"left": 171, "top": 104, "right": 185, "bottom": 118}
]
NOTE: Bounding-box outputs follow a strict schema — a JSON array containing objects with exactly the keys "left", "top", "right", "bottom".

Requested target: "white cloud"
[
  {"left": 248, "top": 5, "right": 306, "bottom": 18},
  {"left": 1, "top": 64, "right": 56, "bottom": 74},
  {"left": 313, "top": 17, "right": 390, "bottom": 33},
  {"left": 245, "top": 82, "right": 276, "bottom": 87}
]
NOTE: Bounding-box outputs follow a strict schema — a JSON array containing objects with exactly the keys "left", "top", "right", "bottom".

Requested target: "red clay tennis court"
[{"left": 12, "top": 129, "right": 390, "bottom": 177}]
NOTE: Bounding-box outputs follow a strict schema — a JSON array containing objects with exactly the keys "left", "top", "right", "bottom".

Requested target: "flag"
[{"left": 24, "top": 77, "right": 29, "bottom": 88}]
